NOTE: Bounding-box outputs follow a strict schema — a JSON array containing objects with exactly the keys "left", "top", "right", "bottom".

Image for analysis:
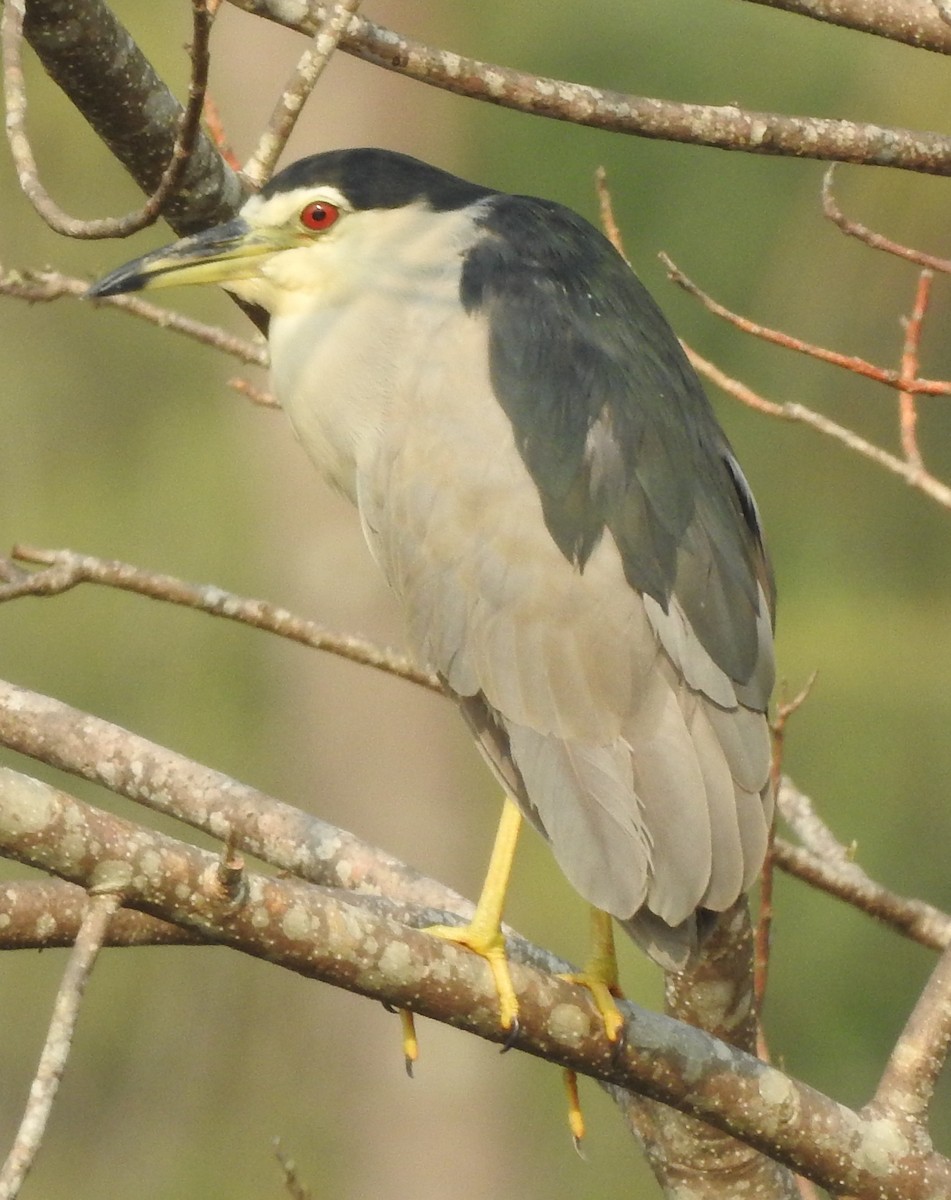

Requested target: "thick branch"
[
  {"left": 874, "top": 943, "right": 951, "bottom": 1121},
  {"left": 228, "top": 0, "right": 951, "bottom": 175},
  {"left": 740, "top": 0, "right": 951, "bottom": 54},
  {"left": 0, "top": 880, "right": 200, "bottom": 947},
  {"left": 22, "top": 0, "right": 245, "bottom": 235},
  {"left": 1, "top": 767, "right": 949, "bottom": 1199},
  {"left": 0, "top": 677, "right": 454, "bottom": 913}
]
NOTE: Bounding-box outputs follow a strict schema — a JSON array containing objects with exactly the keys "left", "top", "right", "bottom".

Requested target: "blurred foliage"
[{"left": 2, "top": 2, "right": 951, "bottom": 1198}]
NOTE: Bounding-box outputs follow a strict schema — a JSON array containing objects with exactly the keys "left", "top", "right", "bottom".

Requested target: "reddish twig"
[
  {"left": 227, "top": 376, "right": 279, "bottom": 407},
  {"left": 2, "top": 0, "right": 214, "bottom": 238},
  {"left": 822, "top": 167, "right": 951, "bottom": 274},
  {"left": 594, "top": 167, "right": 630, "bottom": 264},
  {"left": 898, "top": 271, "right": 932, "bottom": 470},
  {"left": 202, "top": 94, "right": 243, "bottom": 174},
  {"left": 662, "top": 253, "right": 951, "bottom": 397},
  {"left": 755, "top": 675, "right": 819, "bottom": 1012},
  {"left": 683, "top": 343, "right": 951, "bottom": 511}
]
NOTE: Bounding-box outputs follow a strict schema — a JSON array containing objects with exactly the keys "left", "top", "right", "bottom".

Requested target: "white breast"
[{"left": 264, "top": 204, "right": 480, "bottom": 503}]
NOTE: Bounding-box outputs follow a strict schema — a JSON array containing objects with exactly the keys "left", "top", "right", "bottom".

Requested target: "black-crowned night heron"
[{"left": 89, "top": 148, "right": 775, "bottom": 1033}]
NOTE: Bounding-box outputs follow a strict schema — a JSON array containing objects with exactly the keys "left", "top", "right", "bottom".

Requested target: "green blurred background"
[{"left": 3, "top": 3, "right": 951, "bottom": 1197}]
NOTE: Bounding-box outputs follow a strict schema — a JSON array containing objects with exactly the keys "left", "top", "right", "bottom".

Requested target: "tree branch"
[
  {"left": 773, "top": 779, "right": 951, "bottom": 952},
  {"left": 243, "top": 0, "right": 363, "bottom": 187},
  {"left": 0, "top": 265, "right": 266, "bottom": 365},
  {"left": 739, "top": 0, "right": 951, "bottom": 54},
  {"left": 0, "top": 547, "right": 436, "bottom": 690},
  {"left": 874, "top": 942, "right": 951, "bottom": 1121},
  {"left": 3, "top": 0, "right": 213, "bottom": 237},
  {"left": 1, "top": 767, "right": 949, "bottom": 1199},
  {"left": 22, "top": 0, "right": 246, "bottom": 235},
  {"left": 226, "top": 0, "right": 951, "bottom": 175},
  {"left": 0, "top": 890, "right": 119, "bottom": 1200}
]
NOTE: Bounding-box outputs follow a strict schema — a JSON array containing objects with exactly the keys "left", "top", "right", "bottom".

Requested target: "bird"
[{"left": 88, "top": 147, "right": 775, "bottom": 1032}]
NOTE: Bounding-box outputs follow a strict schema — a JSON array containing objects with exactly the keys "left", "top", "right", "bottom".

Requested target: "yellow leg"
[
  {"left": 559, "top": 907, "right": 626, "bottom": 1044},
  {"left": 398, "top": 1008, "right": 419, "bottom": 1077},
  {"left": 425, "top": 795, "right": 523, "bottom": 1032}
]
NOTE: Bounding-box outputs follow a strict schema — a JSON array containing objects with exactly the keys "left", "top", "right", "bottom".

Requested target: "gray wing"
[{"left": 358, "top": 207, "right": 774, "bottom": 968}]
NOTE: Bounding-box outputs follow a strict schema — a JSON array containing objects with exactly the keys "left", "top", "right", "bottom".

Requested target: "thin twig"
[
  {"left": 227, "top": 376, "right": 279, "bottom": 407},
  {"left": 822, "top": 166, "right": 951, "bottom": 273},
  {"left": 0, "top": 265, "right": 266, "bottom": 366},
  {"left": 244, "top": 0, "right": 363, "bottom": 187},
  {"left": 273, "top": 1141, "right": 314, "bottom": 1200},
  {"left": 0, "top": 892, "right": 120, "bottom": 1200},
  {"left": 202, "top": 94, "right": 243, "bottom": 173},
  {"left": 663, "top": 253, "right": 951, "bottom": 396},
  {"left": 774, "top": 779, "right": 951, "bottom": 951},
  {"left": 0, "top": 546, "right": 437, "bottom": 691},
  {"left": 683, "top": 344, "right": 951, "bottom": 511},
  {"left": 3, "top": 0, "right": 213, "bottom": 238},
  {"left": 756, "top": 675, "right": 819, "bottom": 1012},
  {"left": 897, "top": 271, "right": 932, "bottom": 470},
  {"left": 594, "top": 167, "right": 629, "bottom": 264}
]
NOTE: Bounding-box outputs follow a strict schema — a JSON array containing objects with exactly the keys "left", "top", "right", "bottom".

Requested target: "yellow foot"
[
  {"left": 424, "top": 920, "right": 519, "bottom": 1033},
  {"left": 557, "top": 970, "right": 626, "bottom": 1044},
  {"left": 558, "top": 907, "right": 626, "bottom": 1044}
]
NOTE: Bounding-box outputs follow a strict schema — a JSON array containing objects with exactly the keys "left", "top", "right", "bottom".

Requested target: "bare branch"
[
  {"left": 822, "top": 167, "right": 951, "bottom": 273},
  {"left": 898, "top": 271, "right": 932, "bottom": 469},
  {"left": 774, "top": 780, "right": 951, "bottom": 952},
  {"left": 663, "top": 253, "right": 951, "bottom": 397},
  {"left": 683, "top": 344, "right": 951, "bottom": 511},
  {"left": 0, "top": 880, "right": 199, "bottom": 948},
  {"left": 739, "top": 0, "right": 951, "bottom": 53},
  {"left": 0, "top": 547, "right": 436, "bottom": 690},
  {"left": 874, "top": 943, "right": 951, "bottom": 1120},
  {"left": 22, "top": 0, "right": 247, "bottom": 236},
  {"left": 226, "top": 0, "right": 951, "bottom": 176},
  {"left": 244, "top": 0, "right": 363, "bottom": 187},
  {"left": 0, "top": 677, "right": 456, "bottom": 913},
  {"left": 0, "top": 265, "right": 266, "bottom": 365},
  {"left": 0, "top": 889, "right": 119, "bottom": 1200},
  {"left": 3, "top": 0, "right": 212, "bottom": 238}
]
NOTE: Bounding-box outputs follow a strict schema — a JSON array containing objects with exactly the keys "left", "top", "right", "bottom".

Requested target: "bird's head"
[{"left": 87, "top": 148, "right": 494, "bottom": 315}]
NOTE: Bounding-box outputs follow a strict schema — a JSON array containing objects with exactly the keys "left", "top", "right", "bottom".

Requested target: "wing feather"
[{"left": 357, "top": 305, "right": 773, "bottom": 966}]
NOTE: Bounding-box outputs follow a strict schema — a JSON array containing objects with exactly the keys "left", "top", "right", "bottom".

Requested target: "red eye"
[{"left": 299, "top": 201, "right": 340, "bottom": 231}]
